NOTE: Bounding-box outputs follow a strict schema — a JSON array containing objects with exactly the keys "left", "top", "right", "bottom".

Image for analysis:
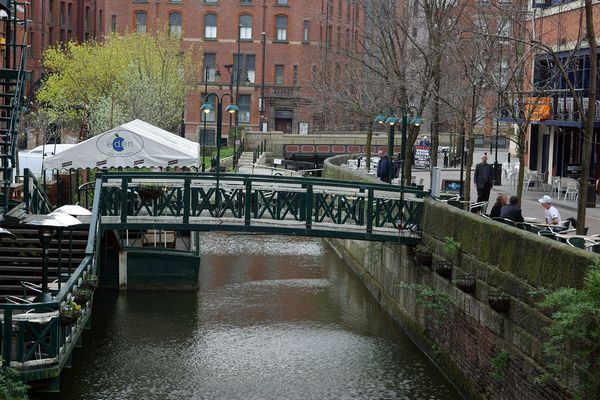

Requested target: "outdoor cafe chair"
[
  {"left": 566, "top": 237, "right": 586, "bottom": 249},
  {"left": 492, "top": 217, "right": 516, "bottom": 227},
  {"left": 538, "top": 230, "right": 558, "bottom": 240}
]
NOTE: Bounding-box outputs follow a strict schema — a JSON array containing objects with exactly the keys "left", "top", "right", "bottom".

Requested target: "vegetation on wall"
[
  {"left": 442, "top": 236, "right": 461, "bottom": 260},
  {"left": 0, "top": 364, "right": 28, "bottom": 400},
  {"left": 489, "top": 351, "right": 509, "bottom": 382},
  {"left": 538, "top": 262, "right": 600, "bottom": 398},
  {"left": 400, "top": 283, "right": 453, "bottom": 317}
]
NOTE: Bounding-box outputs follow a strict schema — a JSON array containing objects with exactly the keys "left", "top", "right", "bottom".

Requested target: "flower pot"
[
  {"left": 137, "top": 186, "right": 163, "bottom": 201},
  {"left": 489, "top": 294, "right": 510, "bottom": 313},
  {"left": 73, "top": 288, "right": 92, "bottom": 306},
  {"left": 415, "top": 253, "right": 432, "bottom": 267},
  {"left": 455, "top": 274, "right": 476, "bottom": 294},
  {"left": 435, "top": 261, "right": 453, "bottom": 279},
  {"left": 60, "top": 309, "right": 80, "bottom": 326},
  {"left": 82, "top": 275, "right": 98, "bottom": 290}
]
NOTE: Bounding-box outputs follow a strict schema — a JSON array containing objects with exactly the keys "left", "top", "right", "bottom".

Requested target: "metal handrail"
[{"left": 23, "top": 168, "right": 53, "bottom": 213}]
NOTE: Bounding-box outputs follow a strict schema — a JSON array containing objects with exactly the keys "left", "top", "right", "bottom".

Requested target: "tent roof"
[{"left": 42, "top": 120, "right": 199, "bottom": 170}]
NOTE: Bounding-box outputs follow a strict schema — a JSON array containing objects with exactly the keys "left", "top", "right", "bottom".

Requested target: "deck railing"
[{"left": 0, "top": 180, "right": 102, "bottom": 375}]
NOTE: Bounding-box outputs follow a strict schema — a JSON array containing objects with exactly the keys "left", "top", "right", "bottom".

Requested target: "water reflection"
[{"left": 35, "top": 234, "right": 460, "bottom": 400}]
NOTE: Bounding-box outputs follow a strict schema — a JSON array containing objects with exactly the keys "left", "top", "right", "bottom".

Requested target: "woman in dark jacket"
[{"left": 489, "top": 193, "right": 507, "bottom": 218}]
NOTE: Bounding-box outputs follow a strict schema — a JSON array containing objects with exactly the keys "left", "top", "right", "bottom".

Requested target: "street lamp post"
[
  {"left": 375, "top": 106, "right": 423, "bottom": 188},
  {"left": 201, "top": 93, "right": 238, "bottom": 217},
  {"left": 201, "top": 63, "right": 221, "bottom": 172}
]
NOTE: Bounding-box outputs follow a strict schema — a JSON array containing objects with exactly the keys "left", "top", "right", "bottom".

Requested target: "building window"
[
  {"left": 275, "top": 64, "right": 284, "bottom": 85},
  {"left": 234, "top": 54, "right": 256, "bottom": 83},
  {"left": 135, "top": 12, "right": 147, "bottom": 34},
  {"left": 336, "top": 27, "right": 341, "bottom": 47},
  {"left": 276, "top": 15, "right": 287, "bottom": 41},
  {"left": 345, "top": 29, "right": 350, "bottom": 48},
  {"left": 204, "top": 14, "right": 217, "bottom": 39},
  {"left": 49, "top": 0, "right": 54, "bottom": 23},
  {"left": 277, "top": 0, "right": 288, "bottom": 4},
  {"left": 100, "top": 10, "right": 103, "bottom": 33},
  {"left": 338, "top": 0, "right": 342, "bottom": 18},
  {"left": 346, "top": 0, "right": 351, "bottom": 21},
  {"left": 204, "top": 0, "right": 218, "bottom": 3},
  {"left": 199, "top": 129, "right": 216, "bottom": 146},
  {"left": 48, "top": 27, "right": 53, "bottom": 45},
  {"left": 169, "top": 12, "right": 182, "bottom": 36},
  {"left": 240, "top": 14, "right": 252, "bottom": 39},
  {"left": 60, "top": 1, "right": 65, "bottom": 26},
  {"left": 292, "top": 65, "right": 298, "bottom": 85},
  {"left": 311, "top": 65, "right": 316, "bottom": 81},
  {"left": 29, "top": 32, "right": 34, "bottom": 58},
  {"left": 303, "top": 20, "right": 309, "bottom": 42},
  {"left": 84, "top": 7, "right": 90, "bottom": 31},
  {"left": 201, "top": 94, "right": 216, "bottom": 122},
  {"left": 238, "top": 95, "right": 251, "bottom": 123},
  {"left": 67, "top": 3, "right": 72, "bottom": 28},
  {"left": 111, "top": 15, "right": 117, "bottom": 33},
  {"left": 203, "top": 53, "right": 217, "bottom": 81},
  {"left": 241, "top": 0, "right": 252, "bottom": 3}
]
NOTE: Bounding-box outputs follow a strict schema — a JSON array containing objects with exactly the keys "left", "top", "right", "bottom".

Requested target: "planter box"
[
  {"left": 415, "top": 253, "right": 432, "bottom": 267},
  {"left": 489, "top": 294, "right": 510, "bottom": 313},
  {"left": 455, "top": 274, "right": 476, "bottom": 294},
  {"left": 435, "top": 261, "right": 453, "bottom": 279}
]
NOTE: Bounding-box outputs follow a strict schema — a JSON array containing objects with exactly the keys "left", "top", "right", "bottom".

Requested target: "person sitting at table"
[
  {"left": 538, "top": 195, "right": 562, "bottom": 225},
  {"left": 500, "top": 195, "right": 524, "bottom": 223},
  {"left": 489, "top": 192, "right": 508, "bottom": 218}
]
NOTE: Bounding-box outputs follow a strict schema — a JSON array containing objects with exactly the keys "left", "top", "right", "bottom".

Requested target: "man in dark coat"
[
  {"left": 500, "top": 195, "right": 524, "bottom": 223},
  {"left": 376, "top": 151, "right": 391, "bottom": 183},
  {"left": 474, "top": 154, "right": 494, "bottom": 202}
]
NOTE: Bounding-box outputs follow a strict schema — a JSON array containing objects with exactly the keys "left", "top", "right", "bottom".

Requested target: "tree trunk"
[
  {"left": 465, "top": 127, "right": 474, "bottom": 202},
  {"left": 576, "top": 0, "right": 597, "bottom": 234},
  {"left": 516, "top": 129, "right": 525, "bottom": 202},
  {"left": 365, "top": 124, "right": 373, "bottom": 173}
]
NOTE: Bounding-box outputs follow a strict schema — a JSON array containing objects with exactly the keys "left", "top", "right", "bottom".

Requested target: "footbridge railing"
[{"left": 98, "top": 172, "right": 429, "bottom": 242}]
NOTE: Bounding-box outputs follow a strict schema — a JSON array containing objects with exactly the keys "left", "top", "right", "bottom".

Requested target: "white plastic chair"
[
  {"left": 550, "top": 177, "right": 561, "bottom": 197},
  {"left": 564, "top": 179, "right": 579, "bottom": 201}
]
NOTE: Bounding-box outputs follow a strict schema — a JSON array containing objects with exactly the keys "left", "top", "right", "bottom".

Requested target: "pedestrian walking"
[
  {"left": 474, "top": 154, "right": 494, "bottom": 202},
  {"left": 377, "top": 150, "right": 391, "bottom": 183}
]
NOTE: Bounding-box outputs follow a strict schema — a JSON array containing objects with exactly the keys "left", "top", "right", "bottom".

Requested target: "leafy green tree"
[
  {"left": 36, "top": 30, "right": 200, "bottom": 136},
  {"left": 0, "top": 363, "right": 29, "bottom": 400}
]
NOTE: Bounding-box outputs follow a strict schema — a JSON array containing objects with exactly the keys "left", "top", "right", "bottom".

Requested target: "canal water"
[{"left": 35, "top": 234, "right": 460, "bottom": 400}]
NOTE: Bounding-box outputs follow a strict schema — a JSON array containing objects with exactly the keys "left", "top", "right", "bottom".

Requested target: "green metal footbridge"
[{"left": 96, "top": 171, "right": 428, "bottom": 243}]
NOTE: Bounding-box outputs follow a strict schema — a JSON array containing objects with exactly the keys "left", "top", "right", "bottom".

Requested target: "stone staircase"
[{"left": 237, "top": 151, "right": 256, "bottom": 166}]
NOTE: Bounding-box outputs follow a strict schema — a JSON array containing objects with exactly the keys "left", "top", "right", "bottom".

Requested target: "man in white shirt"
[{"left": 538, "top": 195, "right": 562, "bottom": 225}]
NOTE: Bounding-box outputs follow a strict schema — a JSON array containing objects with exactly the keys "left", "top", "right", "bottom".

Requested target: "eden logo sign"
[{"left": 96, "top": 130, "right": 144, "bottom": 157}]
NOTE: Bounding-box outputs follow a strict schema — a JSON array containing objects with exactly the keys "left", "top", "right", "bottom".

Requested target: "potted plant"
[
  {"left": 414, "top": 244, "right": 433, "bottom": 267},
  {"left": 443, "top": 236, "right": 461, "bottom": 261},
  {"left": 59, "top": 300, "right": 81, "bottom": 326},
  {"left": 82, "top": 273, "right": 98, "bottom": 290},
  {"left": 454, "top": 274, "right": 476, "bottom": 294},
  {"left": 435, "top": 260, "right": 453, "bottom": 279},
  {"left": 489, "top": 287, "right": 510, "bottom": 313},
  {"left": 137, "top": 184, "right": 163, "bottom": 201},
  {"left": 73, "top": 287, "right": 93, "bottom": 305}
]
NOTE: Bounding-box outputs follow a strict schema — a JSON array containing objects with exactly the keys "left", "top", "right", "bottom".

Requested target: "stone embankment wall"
[{"left": 324, "top": 155, "right": 595, "bottom": 400}]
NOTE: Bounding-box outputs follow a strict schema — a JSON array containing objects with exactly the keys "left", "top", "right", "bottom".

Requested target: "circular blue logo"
[{"left": 112, "top": 134, "right": 125, "bottom": 152}]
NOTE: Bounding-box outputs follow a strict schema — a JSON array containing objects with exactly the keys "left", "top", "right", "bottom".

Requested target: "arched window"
[
  {"left": 204, "top": 14, "right": 217, "bottom": 39},
  {"left": 276, "top": 15, "right": 287, "bottom": 41},
  {"left": 135, "top": 11, "right": 146, "bottom": 34},
  {"left": 239, "top": 14, "right": 252, "bottom": 40},
  {"left": 169, "top": 12, "right": 182, "bottom": 36}
]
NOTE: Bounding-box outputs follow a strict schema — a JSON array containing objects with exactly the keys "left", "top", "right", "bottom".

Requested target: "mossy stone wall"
[{"left": 324, "top": 160, "right": 594, "bottom": 399}]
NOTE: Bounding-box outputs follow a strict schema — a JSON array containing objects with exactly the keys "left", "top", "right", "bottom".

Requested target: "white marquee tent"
[{"left": 42, "top": 120, "right": 200, "bottom": 171}]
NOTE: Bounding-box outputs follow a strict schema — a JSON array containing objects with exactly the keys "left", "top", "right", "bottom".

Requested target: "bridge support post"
[
  {"left": 118, "top": 250, "right": 127, "bottom": 291},
  {"left": 366, "top": 189, "right": 374, "bottom": 233},
  {"left": 305, "top": 185, "right": 313, "bottom": 229},
  {"left": 244, "top": 179, "right": 252, "bottom": 225}
]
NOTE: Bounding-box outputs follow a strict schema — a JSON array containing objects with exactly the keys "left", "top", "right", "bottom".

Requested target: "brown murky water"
[{"left": 35, "top": 234, "right": 461, "bottom": 400}]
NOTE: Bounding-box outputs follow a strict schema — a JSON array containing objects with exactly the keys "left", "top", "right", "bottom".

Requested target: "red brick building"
[
  {"left": 27, "top": 0, "right": 99, "bottom": 96},
  {"left": 92, "top": 0, "right": 362, "bottom": 144}
]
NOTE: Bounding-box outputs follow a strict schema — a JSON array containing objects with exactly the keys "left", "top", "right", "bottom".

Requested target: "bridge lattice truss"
[{"left": 97, "top": 172, "right": 428, "bottom": 243}]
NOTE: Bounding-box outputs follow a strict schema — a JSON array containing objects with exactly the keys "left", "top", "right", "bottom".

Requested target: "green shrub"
[
  {"left": 538, "top": 262, "right": 600, "bottom": 398},
  {"left": 0, "top": 363, "right": 28, "bottom": 400},
  {"left": 442, "top": 236, "right": 461, "bottom": 259}
]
